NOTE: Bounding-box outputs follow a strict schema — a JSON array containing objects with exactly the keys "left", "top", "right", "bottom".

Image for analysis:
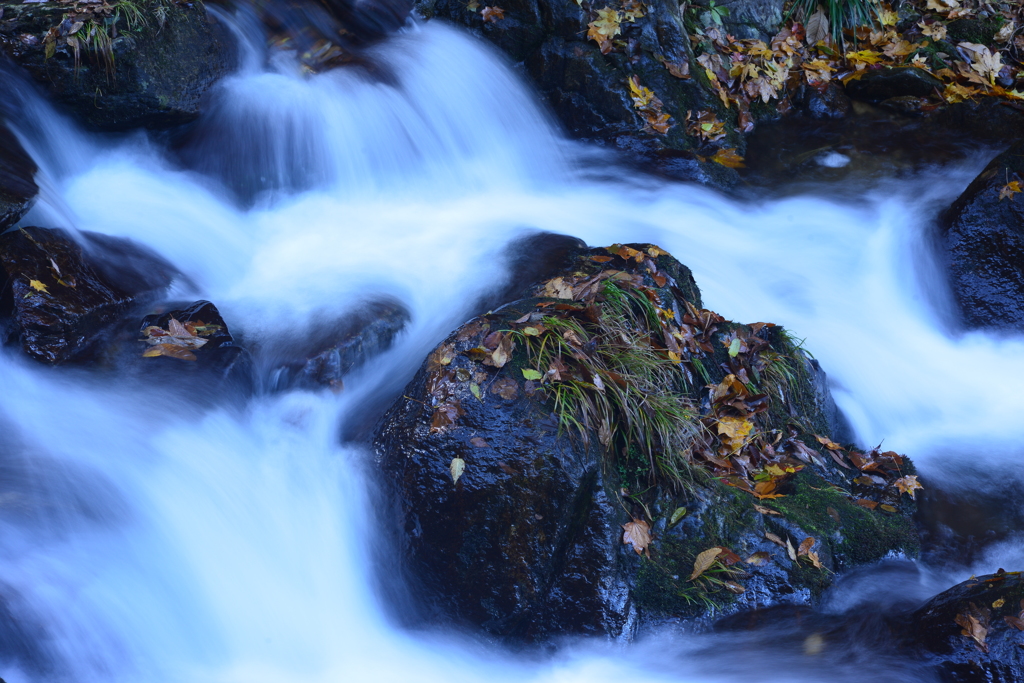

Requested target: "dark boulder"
[
  {"left": 0, "top": 0, "right": 236, "bottom": 130},
  {"left": 793, "top": 82, "right": 850, "bottom": 120},
  {"left": 910, "top": 571, "right": 1024, "bottom": 682},
  {"left": 263, "top": 298, "right": 410, "bottom": 392},
  {"left": 0, "top": 226, "right": 174, "bottom": 363},
  {"left": 375, "top": 242, "right": 919, "bottom": 642},
  {"left": 0, "top": 122, "right": 36, "bottom": 230},
  {"left": 845, "top": 67, "right": 944, "bottom": 103},
  {"left": 940, "top": 141, "right": 1024, "bottom": 330}
]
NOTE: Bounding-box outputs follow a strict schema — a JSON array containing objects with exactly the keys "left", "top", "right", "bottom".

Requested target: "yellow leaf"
[
  {"left": 711, "top": 148, "right": 746, "bottom": 169},
  {"left": 28, "top": 279, "right": 48, "bottom": 293},
  {"left": 846, "top": 50, "right": 883, "bottom": 67},
  {"left": 893, "top": 474, "right": 924, "bottom": 499},
  {"left": 588, "top": 7, "right": 621, "bottom": 51},
  {"left": 450, "top": 457, "right": 466, "bottom": 484},
  {"left": 918, "top": 20, "right": 947, "bottom": 41},
  {"left": 689, "top": 547, "right": 722, "bottom": 581},
  {"left": 1000, "top": 181, "right": 1022, "bottom": 201},
  {"left": 943, "top": 82, "right": 979, "bottom": 103},
  {"left": 878, "top": 9, "right": 898, "bottom": 26},
  {"left": 925, "top": 0, "right": 959, "bottom": 11}
]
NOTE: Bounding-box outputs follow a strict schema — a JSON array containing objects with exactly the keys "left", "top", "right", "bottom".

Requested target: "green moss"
[
  {"left": 768, "top": 469, "right": 919, "bottom": 570},
  {"left": 946, "top": 17, "right": 1005, "bottom": 45}
]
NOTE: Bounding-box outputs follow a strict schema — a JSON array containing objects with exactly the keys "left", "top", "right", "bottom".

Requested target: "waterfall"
[{"left": 0, "top": 15, "right": 1021, "bottom": 683}]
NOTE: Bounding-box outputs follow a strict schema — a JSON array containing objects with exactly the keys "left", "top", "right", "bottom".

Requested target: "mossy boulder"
[
  {"left": 0, "top": 0, "right": 236, "bottom": 130},
  {"left": 374, "top": 241, "right": 919, "bottom": 642}
]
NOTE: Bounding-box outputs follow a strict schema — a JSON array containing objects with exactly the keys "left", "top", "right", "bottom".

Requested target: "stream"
[{"left": 1, "top": 14, "right": 1022, "bottom": 683}]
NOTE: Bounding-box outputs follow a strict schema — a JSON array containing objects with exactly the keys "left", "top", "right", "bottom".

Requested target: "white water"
[{"left": 1, "top": 17, "right": 1022, "bottom": 683}]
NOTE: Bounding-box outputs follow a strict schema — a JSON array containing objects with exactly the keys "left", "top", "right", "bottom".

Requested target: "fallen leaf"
[
  {"left": 470, "top": 383, "right": 482, "bottom": 400},
  {"left": 1000, "top": 181, "right": 1022, "bottom": 201},
  {"left": 142, "top": 344, "right": 197, "bottom": 361},
  {"left": 995, "top": 21, "right": 1015, "bottom": 43},
  {"left": 542, "top": 277, "right": 574, "bottom": 300},
  {"left": 450, "top": 457, "right": 466, "bottom": 484},
  {"left": 28, "top": 279, "right": 48, "bottom": 293},
  {"left": 854, "top": 498, "right": 879, "bottom": 510},
  {"left": 798, "top": 537, "right": 815, "bottom": 556},
  {"left": 786, "top": 537, "right": 798, "bottom": 561},
  {"left": 955, "top": 606, "right": 989, "bottom": 653},
  {"left": 522, "top": 368, "right": 543, "bottom": 381},
  {"left": 689, "top": 547, "right": 722, "bottom": 580},
  {"left": 711, "top": 148, "right": 746, "bottom": 168},
  {"left": 815, "top": 434, "right": 843, "bottom": 450},
  {"left": 588, "top": 7, "right": 622, "bottom": 53},
  {"left": 622, "top": 518, "right": 653, "bottom": 556},
  {"left": 754, "top": 504, "right": 780, "bottom": 515},
  {"left": 724, "top": 581, "right": 746, "bottom": 594},
  {"left": 919, "top": 20, "right": 947, "bottom": 41},
  {"left": 880, "top": 504, "right": 897, "bottom": 512},
  {"left": 807, "top": 550, "right": 823, "bottom": 569},
  {"left": 805, "top": 8, "right": 829, "bottom": 44},
  {"left": 765, "top": 531, "right": 785, "bottom": 546},
  {"left": 490, "top": 377, "right": 519, "bottom": 400},
  {"left": 993, "top": 598, "right": 1006, "bottom": 609},
  {"left": 893, "top": 475, "right": 924, "bottom": 499},
  {"left": 480, "top": 5, "right": 504, "bottom": 22},
  {"left": 827, "top": 506, "right": 841, "bottom": 523},
  {"left": 669, "top": 506, "right": 688, "bottom": 526},
  {"left": 470, "top": 437, "right": 489, "bottom": 448},
  {"left": 746, "top": 551, "right": 771, "bottom": 565}
]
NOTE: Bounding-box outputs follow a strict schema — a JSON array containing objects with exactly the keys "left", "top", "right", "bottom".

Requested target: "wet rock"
[
  {"left": 375, "top": 242, "right": 919, "bottom": 642},
  {"left": 911, "top": 571, "right": 1024, "bottom": 682},
  {"left": 845, "top": 67, "right": 944, "bottom": 103},
  {"left": 419, "top": 0, "right": 742, "bottom": 185},
  {"left": 716, "top": 0, "right": 785, "bottom": 40},
  {"left": 940, "top": 141, "right": 1024, "bottom": 330},
  {"left": 793, "top": 82, "right": 851, "bottom": 120},
  {"left": 139, "top": 300, "right": 253, "bottom": 389},
  {"left": 0, "top": 122, "right": 37, "bottom": 230},
  {"left": 265, "top": 298, "right": 409, "bottom": 392},
  {"left": 0, "top": 227, "right": 175, "bottom": 364},
  {"left": 0, "top": 0, "right": 236, "bottom": 130}
]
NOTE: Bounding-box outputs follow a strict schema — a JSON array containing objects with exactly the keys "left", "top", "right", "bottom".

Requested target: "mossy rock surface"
[
  {"left": 0, "top": 0, "right": 236, "bottom": 130},
  {"left": 374, "top": 240, "right": 919, "bottom": 642}
]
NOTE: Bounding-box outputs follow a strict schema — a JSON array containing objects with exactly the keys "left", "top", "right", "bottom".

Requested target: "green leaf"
[
  {"left": 522, "top": 368, "right": 543, "bottom": 381},
  {"left": 728, "top": 338, "right": 741, "bottom": 357},
  {"left": 669, "top": 506, "right": 687, "bottom": 527},
  {"left": 470, "top": 383, "right": 482, "bottom": 400}
]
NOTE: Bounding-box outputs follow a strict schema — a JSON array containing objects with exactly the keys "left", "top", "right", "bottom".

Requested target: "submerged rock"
[
  {"left": 0, "top": 0, "right": 236, "bottom": 130},
  {"left": 0, "top": 227, "right": 175, "bottom": 364},
  {"left": 0, "top": 122, "right": 37, "bottom": 230},
  {"left": 940, "top": 141, "right": 1024, "bottom": 331},
  {"left": 375, "top": 242, "right": 919, "bottom": 642},
  {"left": 264, "top": 298, "right": 410, "bottom": 392}
]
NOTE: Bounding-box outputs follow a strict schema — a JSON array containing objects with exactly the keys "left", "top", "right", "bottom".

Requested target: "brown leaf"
[
  {"left": 711, "top": 148, "right": 746, "bottom": 169},
  {"left": 854, "top": 499, "right": 879, "bottom": 510},
  {"left": 430, "top": 401, "right": 464, "bottom": 432},
  {"left": 542, "top": 277, "right": 574, "bottom": 300},
  {"left": 815, "top": 434, "right": 843, "bottom": 450},
  {"left": 143, "top": 343, "right": 197, "bottom": 361},
  {"left": 480, "top": 5, "right": 504, "bottom": 22},
  {"left": 827, "top": 506, "right": 841, "bottom": 523},
  {"left": 798, "top": 537, "right": 815, "bottom": 556},
  {"left": 753, "top": 504, "right": 780, "bottom": 515},
  {"left": 746, "top": 551, "right": 771, "bottom": 566},
  {"left": 490, "top": 334, "right": 514, "bottom": 368},
  {"left": 622, "top": 518, "right": 653, "bottom": 556},
  {"left": 765, "top": 532, "right": 785, "bottom": 546},
  {"left": 724, "top": 581, "right": 746, "bottom": 594},
  {"left": 807, "top": 550, "right": 822, "bottom": 569},
  {"left": 689, "top": 547, "right": 722, "bottom": 581},
  {"left": 490, "top": 377, "right": 519, "bottom": 400},
  {"left": 955, "top": 607, "right": 989, "bottom": 653},
  {"left": 470, "top": 437, "right": 490, "bottom": 448}
]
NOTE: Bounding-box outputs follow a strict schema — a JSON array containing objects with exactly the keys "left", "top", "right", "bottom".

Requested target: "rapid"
[{"left": 0, "top": 13, "right": 1021, "bottom": 683}]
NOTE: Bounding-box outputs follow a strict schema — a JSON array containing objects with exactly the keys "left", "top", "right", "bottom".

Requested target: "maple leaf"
[
  {"left": 717, "top": 415, "right": 752, "bottom": 452},
  {"left": 622, "top": 518, "right": 653, "bottom": 556},
  {"left": 959, "top": 42, "right": 1002, "bottom": 85},
  {"left": 878, "top": 9, "right": 898, "bottom": 27},
  {"left": 711, "top": 148, "right": 746, "bottom": 168},
  {"left": 893, "top": 475, "right": 923, "bottom": 499},
  {"left": 689, "top": 547, "right": 722, "bottom": 580},
  {"left": 925, "top": 0, "right": 959, "bottom": 12},
  {"left": 1000, "top": 181, "right": 1022, "bottom": 201},
  {"left": 995, "top": 21, "right": 1015, "bottom": 44},
  {"left": 943, "top": 82, "right": 979, "bottom": 103},
  {"left": 588, "top": 7, "right": 622, "bottom": 53},
  {"left": 28, "top": 279, "right": 48, "bottom": 293},
  {"left": 621, "top": 0, "right": 644, "bottom": 22},
  {"left": 802, "top": 59, "right": 835, "bottom": 85},
  {"left": 846, "top": 50, "right": 883, "bottom": 68},
  {"left": 918, "top": 20, "right": 947, "bottom": 41},
  {"left": 542, "top": 276, "right": 574, "bottom": 300},
  {"left": 480, "top": 5, "right": 504, "bottom": 22}
]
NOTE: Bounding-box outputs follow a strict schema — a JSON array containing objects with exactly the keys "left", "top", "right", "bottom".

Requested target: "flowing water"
[{"left": 1, "top": 14, "right": 1023, "bottom": 683}]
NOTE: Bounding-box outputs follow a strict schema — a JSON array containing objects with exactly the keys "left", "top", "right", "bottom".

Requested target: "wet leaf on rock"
[
  {"left": 746, "top": 551, "right": 771, "bottom": 565},
  {"left": 490, "top": 377, "right": 519, "bottom": 400},
  {"left": 690, "top": 547, "right": 722, "bottom": 580},
  {"left": 622, "top": 518, "right": 652, "bottom": 556},
  {"left": 999, "top": 181, "right": 1022, "bottom": 201},
  {"left": 28, "top": 279, "right": 48, "bottom": 293},
  {"left": 893, "top": 475, "right": 923, "bottom": 499},
  {"left": 140, "top": 317, "right": 210, "bottom": 361},
  {"left": 669, "top": 506, "right": 687, "bottom": 526},
  {"left": 470, "top": 437, "right": 489, "bottom": 448},
  {"left": 480, "top": 5, "right": 504, "bottom": 22},
  {"left": 955, "top": 603, "right": 990, "bottom": 653},
  {"left": 450, "top": 457, "right": 466, "bottom": 484}
]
